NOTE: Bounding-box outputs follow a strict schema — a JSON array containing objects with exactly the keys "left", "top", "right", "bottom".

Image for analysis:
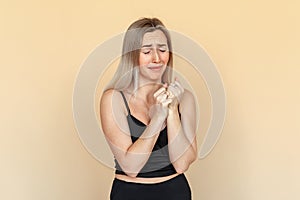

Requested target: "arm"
[
  {"left": 100, "top": 89, "right": 170, "bottom": 177},
  {"left": 167, "top": 88, "right": 197, "bottom": 173}
]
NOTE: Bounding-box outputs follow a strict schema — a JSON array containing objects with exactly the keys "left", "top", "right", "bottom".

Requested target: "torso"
[{"left": 114, "top": 90, "right": 178, "bottom": 183}]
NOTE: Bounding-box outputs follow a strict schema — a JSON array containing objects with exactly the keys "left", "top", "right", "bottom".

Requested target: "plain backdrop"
[{"left": 1, "top": 0, "right": 299, "bottom": 199}]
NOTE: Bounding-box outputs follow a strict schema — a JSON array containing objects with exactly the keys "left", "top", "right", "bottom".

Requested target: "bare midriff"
[{"left": 115, "top": 173, "right": 180, "bottom": 184}]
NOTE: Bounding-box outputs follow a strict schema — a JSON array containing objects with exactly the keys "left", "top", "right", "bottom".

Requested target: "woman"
[{"left": 100, "top": 17, "right": 197, "bottom": 200}]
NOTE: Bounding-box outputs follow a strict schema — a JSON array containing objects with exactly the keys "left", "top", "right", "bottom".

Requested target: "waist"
[
  {"left": 114, "top": 151, "right": 177, "bottom": 178},
  {"left": 115, "top": 162, "right": 177, "bottom": 178},
  {"left": 115, "top": 173, "right": 181, "bottom": 184}
]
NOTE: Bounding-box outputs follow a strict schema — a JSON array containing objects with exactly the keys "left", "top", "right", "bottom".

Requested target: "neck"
[
  {"left": 125, "top": 81, "right": 162, "bottom": 102},
  {"left": 137, "top": 82, "right": 161, "bottom": 100}
]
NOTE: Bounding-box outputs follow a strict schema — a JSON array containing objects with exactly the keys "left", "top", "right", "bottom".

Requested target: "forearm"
[
  {"left": 118, "top": 115, "right": 165, "bottom": 177},
  {"left": 167, "top": 109, "right": 197, "bottom": 173}
]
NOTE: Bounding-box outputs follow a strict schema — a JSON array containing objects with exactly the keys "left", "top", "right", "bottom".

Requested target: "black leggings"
[{"left": 110, "top": 174, "right": 191, "bottom": 200}]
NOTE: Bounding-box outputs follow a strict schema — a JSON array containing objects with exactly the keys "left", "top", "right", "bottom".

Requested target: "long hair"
[{"left": 105, "top": 17, "right": 173, "bottom": 92}]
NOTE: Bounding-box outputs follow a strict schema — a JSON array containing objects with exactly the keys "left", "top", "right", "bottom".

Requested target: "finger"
[
  {"left": 167, "top": 92, "right": 175, "bottom": 99},
  {"left": 154, "top": 87, "right": 166, "bottom": 97},
  {"left": 169, "top": 82, "right": 175, "bottom": 87},
  {"left": 168, "top": 85, "right": 182, "bottom": 102},
  {"left": 161, "top": 98, "right": 173, "bottom": 107},
  {"left": 174, "top": 80, "right": 184, "bottom": 93},
  {"left": 167, "top": 87, "right": 176, "bottom": 98},
  {"left": 156, "top": 93, "right": 168, "bottom": 102},
  {"left": 167, "top": 84, "right": 178, "bottom": 95},
  {"left": 174, "top": 80, "right": 182, "bottom": 88},
  {"left": 174, "top": 77, "right": 182, "bottom": 86}
]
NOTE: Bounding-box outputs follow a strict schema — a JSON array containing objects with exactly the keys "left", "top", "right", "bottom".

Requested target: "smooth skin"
[{"left": 100, "top": 30, "right": 197, "bottom": 183}]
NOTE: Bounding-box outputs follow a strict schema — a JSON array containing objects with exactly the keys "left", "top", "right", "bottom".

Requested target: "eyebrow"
[{"left": 141, "top": 44, "right": 167, "bottom": 48}]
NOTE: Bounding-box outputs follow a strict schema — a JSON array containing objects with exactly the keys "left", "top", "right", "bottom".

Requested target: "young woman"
[{"left": 100, "top": 17, "right": 197, "bottom": 200}]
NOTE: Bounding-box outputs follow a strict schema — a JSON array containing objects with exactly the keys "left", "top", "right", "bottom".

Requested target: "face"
[{"left": 138, "top": 30, "right": 170, "bottom": 84}]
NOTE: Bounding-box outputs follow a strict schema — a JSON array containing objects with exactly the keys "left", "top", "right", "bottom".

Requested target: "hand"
[
  {"left": 148, "top": 85, "right": 172, "bottom": 120},
  {"left": 166, "top": 79, "right": 184, "bottom": 110}
]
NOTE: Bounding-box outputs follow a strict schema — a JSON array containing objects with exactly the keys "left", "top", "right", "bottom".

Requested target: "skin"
[{"left": 100, "top": 30, "right": 197, "bottom": 183}]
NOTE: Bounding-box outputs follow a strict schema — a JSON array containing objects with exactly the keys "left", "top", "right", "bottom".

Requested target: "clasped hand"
[{"left": 150, "top": 79, "right": 184, "bottom": 119}]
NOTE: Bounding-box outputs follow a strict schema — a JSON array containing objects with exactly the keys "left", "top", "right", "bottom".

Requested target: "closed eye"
[{"left": 143, "top": 51, "right": 151, "bottom": 54}]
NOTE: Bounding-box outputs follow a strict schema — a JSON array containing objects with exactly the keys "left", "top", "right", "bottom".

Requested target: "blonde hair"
[{"left": 105, "top": 17, "right": 173, "bottom": 92}]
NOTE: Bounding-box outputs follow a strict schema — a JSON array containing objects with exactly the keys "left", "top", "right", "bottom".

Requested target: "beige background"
[{"left": 1, "top": 0, "right": 299, "bottom": 199}]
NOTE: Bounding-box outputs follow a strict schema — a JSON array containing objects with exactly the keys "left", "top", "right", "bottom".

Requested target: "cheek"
[
  {"left": 161, "top": 53, "right": 170, "bottom": 63},
  {"left": 139, "top": 54, "right": 150, "bottom": 66}
]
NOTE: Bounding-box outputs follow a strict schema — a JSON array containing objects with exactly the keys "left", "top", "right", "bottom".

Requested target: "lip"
[{"left": 147, "top": 65, "right": 163, "bottom": 71}]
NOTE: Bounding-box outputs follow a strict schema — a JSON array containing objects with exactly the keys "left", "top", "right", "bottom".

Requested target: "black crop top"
[{"left": 114, "top": 91, "right": 177, "bottom": 178}]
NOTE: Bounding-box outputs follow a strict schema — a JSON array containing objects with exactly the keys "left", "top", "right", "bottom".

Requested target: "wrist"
[
  {"left": 168, "top": 107, "right": 179, "bottom": 116},
  {"left": 151, "top": 113, "right": 167, "bottom": 123}
]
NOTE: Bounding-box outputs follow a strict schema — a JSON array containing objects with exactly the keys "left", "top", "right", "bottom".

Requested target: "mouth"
[{"left": 147, "top": 64, "right": 163, "bottom": 71}]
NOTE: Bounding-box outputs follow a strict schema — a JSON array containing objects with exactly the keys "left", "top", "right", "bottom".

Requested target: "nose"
[{"left": 152, "top": 49, "right": 161, "bottom": 63}]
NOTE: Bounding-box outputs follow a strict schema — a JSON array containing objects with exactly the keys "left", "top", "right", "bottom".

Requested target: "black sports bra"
[{"left": 114, "top": 91, "right": 176, "bottom": 178}]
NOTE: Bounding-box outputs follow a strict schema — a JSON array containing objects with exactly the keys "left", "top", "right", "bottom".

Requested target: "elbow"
[
  {"left": 116, "top": 156, "right": 140, "bottom": 178},
  {"left": 173, "top": 154, "right": 197, "bottom": 174},
  {"left": 120, "top": 164, "right": 140, "bottom": 178},
  {"left": 190, "top": 153, "right": 197, "bottom": 163},
  {"left": 124, "top": 172, "right": 138, "bottom": 178},
  {"left": 173, "top": 161, "right": 189, "bottom": 174},
  {"left": 189, "top": 147, "right": 198, "bottom": 164},
  {"left": 125, "top": 172, "right": 138, "bottom": 178},
  {"left": 175, "top": 167, "right": 187, "bottom": 174},
  {"left": 116, "top": 156, "right": 146, "bottom": 178}
]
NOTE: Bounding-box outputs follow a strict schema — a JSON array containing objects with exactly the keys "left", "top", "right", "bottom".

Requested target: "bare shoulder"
[
  {"left": 101, "top": 89, "right": 122, "bottom": 105},
  {"left": 100, "top": 89, "right": 132, "bottom": 147},
  {"left": 182, "top": 89, "right": 195, "bottom": 99},
  {"left": 100, "top": 89, "right": 126, "bottom": 114},
  {"left": 181, "top": 89, "right": 196, "bottom": 104},
  {"left": 179, "top": 89, "right": 196, "bottom": 112},
  {"left": 101, "top": 89, "right": 119, "bottom": 101}
]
